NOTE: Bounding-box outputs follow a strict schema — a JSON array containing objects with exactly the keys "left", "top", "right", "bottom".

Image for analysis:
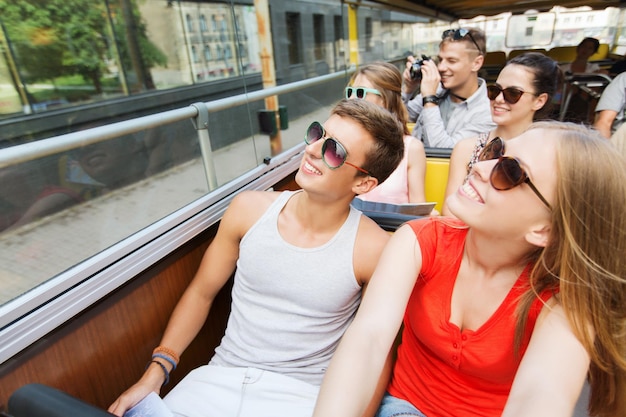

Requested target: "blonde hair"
[{"left": 516, "top": 121, "right": 626, "bottom": 416}]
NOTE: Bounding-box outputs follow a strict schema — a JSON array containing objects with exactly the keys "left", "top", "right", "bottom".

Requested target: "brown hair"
[
  {"left": 331, "top": 99, "right": 404, "bottom": 184},
  {"left": 515, "top": 121, "right": 626, "bottom": 416}
]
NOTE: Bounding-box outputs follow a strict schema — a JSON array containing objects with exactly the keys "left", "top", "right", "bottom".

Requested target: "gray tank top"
[{"left": 210, "top": 190, "right": 363, "bottom": 385}]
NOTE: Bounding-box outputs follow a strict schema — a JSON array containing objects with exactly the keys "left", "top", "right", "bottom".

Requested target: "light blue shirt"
[{"left": 403, "top": 78, "right": 495, "bottom": 148}]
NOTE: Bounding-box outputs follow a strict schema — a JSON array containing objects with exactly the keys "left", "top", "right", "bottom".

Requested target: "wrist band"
[
  {"left": 146, "top": 360, "right": 170, "bottom": 386},
  {"left": 152, "top": 353, "right": 177, "bottom": 371},
  {"left": 153, "top": 345, "right": 180, "bottom": 365}
]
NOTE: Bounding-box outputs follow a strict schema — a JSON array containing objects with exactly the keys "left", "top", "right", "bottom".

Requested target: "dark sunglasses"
[
  {"left": 304, "top": 121, "right": 370, "bottom": 175},
  {"left": 487, "top": 84, "right": 536, "bottom": 104},
  {"left": 442, "top": 28, "right": 482, "bottom": 54},
  {"left": 345, "top": 86, "right": 382, "bottom": 100},
  {"left": 478, "top": 137, "right": 551, "bottom": 209}
]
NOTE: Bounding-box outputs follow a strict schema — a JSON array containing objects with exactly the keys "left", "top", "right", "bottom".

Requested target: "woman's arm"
[
  {"left": 406, "top": 137, "right": 427, "bottom": 203},
  {"left": 502, "top": 302, "right": 590, "bottom": 417},
  {"left": 442, "top": 137, "right": 475, "bottom": 216},
  {"left": 312, "top": 224, "right": 422, "bottom": 417}
]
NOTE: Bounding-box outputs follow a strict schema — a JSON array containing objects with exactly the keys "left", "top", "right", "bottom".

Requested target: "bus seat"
[
  {"left": 424, "top": 157, "right": 450, "bottom": 214},
  {"left": 482, "top": 51, "right": 507, "bottom": 82},
  {"left": 590, "top": 43, "right": 610, "bottom": 61},
  {"left": 484, "top": 51, "right": 507, "bottom": 67},
  {"left": 508, "top": 48, "right": 546, "bottom": 60},
  {"left": 8, "top": 383, "right": 114, "bottom": 417},
  {"left": 547, "top": 46, "right": 577, "bottom": 63}
]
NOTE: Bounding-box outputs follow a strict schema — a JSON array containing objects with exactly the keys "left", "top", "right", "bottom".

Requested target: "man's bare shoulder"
[
  {"left": 222, "top": 190, "right": 284, "bottom": 231},
  {"left": 230, "top": 189, "right": 281, "bottom": 209},
  {"left": 357, "top": 214, "right": 390, "bottom": 242},
  {"left": 353, "top": 214, "right": 391, "bottom": 286}
]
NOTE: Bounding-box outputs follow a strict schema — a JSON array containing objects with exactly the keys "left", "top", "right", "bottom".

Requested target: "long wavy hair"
[
  {"left": 348, "top": 62, "right": 410, "bottom": 135},
  {"left": 515, "top": 121, "right": 626, "bottom": 416}
]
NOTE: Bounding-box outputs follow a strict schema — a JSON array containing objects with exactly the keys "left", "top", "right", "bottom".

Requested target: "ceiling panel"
[{"left": 365, "top": 0, "right": 623, "bottom": 20}]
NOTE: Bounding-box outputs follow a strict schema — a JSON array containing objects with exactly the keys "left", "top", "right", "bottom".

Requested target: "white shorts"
[{"left": 163, "top": 365, "right": 320, "bottom": 417}]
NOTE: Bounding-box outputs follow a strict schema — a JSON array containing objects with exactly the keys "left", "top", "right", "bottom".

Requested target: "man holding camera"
[{"left": 402, "top": 28, "right": 494, "bottom": 148}]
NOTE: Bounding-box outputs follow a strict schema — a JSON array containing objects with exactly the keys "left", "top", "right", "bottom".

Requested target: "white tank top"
[{"left": 210, "top": 190, "right": 363, "bottom": 385}]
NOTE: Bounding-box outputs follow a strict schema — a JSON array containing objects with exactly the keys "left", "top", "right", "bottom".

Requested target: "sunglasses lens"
[
  {"left": 345, "top": 87, "right": 354, "bottom": 98},
  {"left": 486, "top": 85, "right": 523, "bottom": 104},
  {"left": 356, "top": 88, "right": 365, "bottom": 99},
  {"left": 306, "top": 122, "right": 323, "bottom": 144},
  {"left": 491, "top": 157, "right": 524, "bottom": 190},
  {"left": 487, "top": 85, "right": 500, "bottom": 100},
  {"left": 478, "top": 138, "right": 504, "bottom": 161},
  {"left": 503, "top": 88, "right": 523, "bottom": 104},
  {"left": 322, "top": 138, "right": 347, "bottom": 168}
]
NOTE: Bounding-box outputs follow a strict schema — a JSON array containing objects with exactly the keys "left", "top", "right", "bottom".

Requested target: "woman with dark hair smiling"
[{"left": 442, "top": 52, "right": 561, "bottom": 216}]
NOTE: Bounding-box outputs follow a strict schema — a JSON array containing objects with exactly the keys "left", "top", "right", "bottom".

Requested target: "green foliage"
[{"left": 0, "top": 0, "right": 167, "bottom": 95}]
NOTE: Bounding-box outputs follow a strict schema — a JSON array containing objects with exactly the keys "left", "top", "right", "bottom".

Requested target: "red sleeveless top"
[{"left": 388, "top": 217, "right": 554, "bottom": 417}]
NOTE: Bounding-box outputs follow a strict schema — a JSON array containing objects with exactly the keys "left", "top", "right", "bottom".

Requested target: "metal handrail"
[{"left": 0, "top": 67, "right": 354, "bottom": 170}]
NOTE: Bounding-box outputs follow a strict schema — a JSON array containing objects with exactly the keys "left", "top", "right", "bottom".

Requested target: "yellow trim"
[
  {"left": 424, "top": 157, "right": 450, "bottom": 214},
  {"left": 348, "top": 4, "right": 359, "bottom": 66}
]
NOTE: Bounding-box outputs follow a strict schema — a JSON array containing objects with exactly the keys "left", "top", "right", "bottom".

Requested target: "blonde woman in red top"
[{"left": 312, "top": 122, "right": 626, "bottom": 417}]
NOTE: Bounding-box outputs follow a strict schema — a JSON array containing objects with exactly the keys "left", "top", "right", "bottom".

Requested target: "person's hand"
[
  {"left": 402, "top": 56, "right": 420, "bottom": 94},
  {"left": 107, "top": 365, "right": 165, "bottom": 416},
  {"left": 417, "top": 59, "right": 441, "bottom": 98}
]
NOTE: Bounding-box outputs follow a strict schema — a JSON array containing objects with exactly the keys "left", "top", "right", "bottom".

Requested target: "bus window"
[{"left": 506, "top": 13, "right": 556, "bottom": 48}]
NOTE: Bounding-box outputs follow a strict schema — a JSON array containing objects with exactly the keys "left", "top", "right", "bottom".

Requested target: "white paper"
[{"left": 123, "top": 392, "right": 174, "bottom": 417}]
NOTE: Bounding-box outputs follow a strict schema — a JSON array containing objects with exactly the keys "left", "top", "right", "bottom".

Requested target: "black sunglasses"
[
  {"left": 478, "top": 137, "right": 551, "bottom": 209},
  {"left": 442, "top": 28, "right": 482, "bottom": 54},
  {"left": 345, "top": 86, "right": 382, "bottom": 100},
  {"left": 304, "top": 121, "right": 370, "bottom": 175},
  {"left": 487, "top": 84, "right": 536, "bottom": 105}
]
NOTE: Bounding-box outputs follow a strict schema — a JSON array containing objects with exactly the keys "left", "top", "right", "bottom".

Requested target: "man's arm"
[
  {"left": 402, "top": 56, "right": 426, "bottom": 123},
  {"left": 594, "top": 109, "right": 618, "bottom": 138},
  {"left": 108, "top": 191, "right": 274, "bottom": 416},
  {"left": 404, "top": 95, "right": 423, "bottom": 123},
  {"left": 594, "top": 73, "right": 626, "bottom": 139}
]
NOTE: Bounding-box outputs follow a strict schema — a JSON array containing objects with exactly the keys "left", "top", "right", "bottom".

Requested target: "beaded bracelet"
[
  {"left": 153, "top": 346, "right": 180, "bottom": 365},
  {"left": 146, "top": 359, "right": 170, "bottom": 386}
]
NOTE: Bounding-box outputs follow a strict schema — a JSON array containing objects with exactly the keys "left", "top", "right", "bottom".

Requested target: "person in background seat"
[
  {"left": 593, "top": 71, "right": 626, "bottom": 138},
  {"left": 402, "top": 28, "right": 495, "bottom": 148},
  {"left": 346, "top": 62, "right": 427, "bottom": 204},
  {"left": 559, "top": 37, "right": 604, "bottom": 75}
]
